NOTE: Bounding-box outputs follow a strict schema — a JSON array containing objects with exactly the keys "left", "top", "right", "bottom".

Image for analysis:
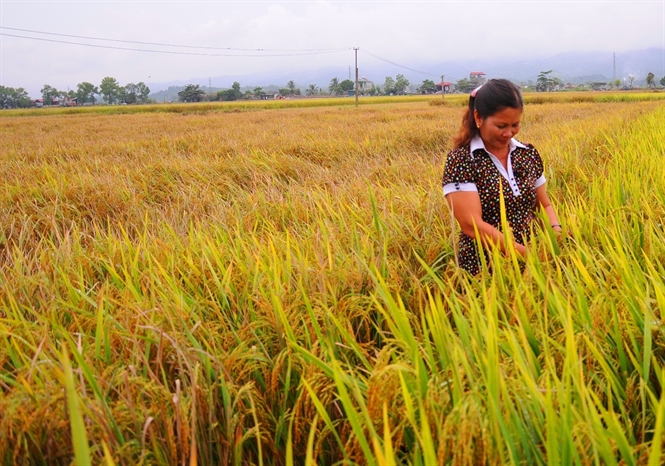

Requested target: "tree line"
[
  {"left": 176, "top": 74, "right": 421, "bottom": 103},
  {"left": 328, "top": 74, "right": 413, "bottom": 96},
  {"left": 177, "top": 80, "right": 310, "bottom": 103},
  {"left": 534, "top": 70, "right": 665, "bottom": 92},
  {"left": 41, "top": 78, "right": 151, "bottom": 106},
  {"left": 4, "top": 69, "right": 664, "bottom": 109},
  {"left": 0, "top": 77, "right": 152, "bottom": 109},
  {"left": 0, "top": 86, "right": 31, "bottom": 109}
]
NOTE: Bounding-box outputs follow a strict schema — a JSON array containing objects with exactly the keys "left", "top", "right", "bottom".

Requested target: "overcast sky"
[{"left": 1, "top": 0, "right": 664, "bottom": 96}]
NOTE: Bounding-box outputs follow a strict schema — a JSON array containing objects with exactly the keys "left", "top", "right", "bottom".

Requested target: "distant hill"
[
  {"left": 467, "top": 47, "right": 664, "bottom": 86},
  {"left": 147, "top": 47, "right": 665, "bottom": 96}
]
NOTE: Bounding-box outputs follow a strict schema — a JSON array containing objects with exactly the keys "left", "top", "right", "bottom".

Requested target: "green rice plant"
[
  {"left": 1, "top": 98, "right": 664, "bottom": 464},
  {"left": 0, "top": 95, "right": 440, "bottom": 118},
  {"left": 61, "top": 348, "right": 92, "bottom": 466}
]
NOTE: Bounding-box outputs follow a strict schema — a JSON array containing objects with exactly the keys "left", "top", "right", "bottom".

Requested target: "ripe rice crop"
[{"left": 1, "top": 95, "right": 664, "bottom": 464}]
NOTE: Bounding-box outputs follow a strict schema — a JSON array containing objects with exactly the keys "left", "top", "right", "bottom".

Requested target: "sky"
[{"left": 1, "top": 0, "right": 664, "bottom": 96}]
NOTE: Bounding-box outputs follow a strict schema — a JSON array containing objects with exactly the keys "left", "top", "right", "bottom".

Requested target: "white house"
[
  {"left": 356, "top": 76, "right": 375, "bottom": 94},
  {"left": 470, "top": 72, "right": 487, "bottom": 85}
]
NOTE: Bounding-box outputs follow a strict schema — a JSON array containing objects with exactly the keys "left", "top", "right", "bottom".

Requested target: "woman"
[{"left": 442, "top": 79, "right": 561, "bottom": 275}]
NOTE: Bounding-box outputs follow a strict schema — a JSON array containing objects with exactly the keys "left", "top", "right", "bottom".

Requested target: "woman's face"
[{"left": 475, "top": 107, "right": 522, "bottom": 152}]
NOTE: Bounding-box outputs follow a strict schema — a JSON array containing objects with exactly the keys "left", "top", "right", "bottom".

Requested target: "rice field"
[{"left": 1, "top": 93, "right": 664, "bottom": 465}]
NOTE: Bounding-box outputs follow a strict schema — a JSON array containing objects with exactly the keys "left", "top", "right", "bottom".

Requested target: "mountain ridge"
[{"left": 148, "top": 47, "right": 664, "bottom": 97}]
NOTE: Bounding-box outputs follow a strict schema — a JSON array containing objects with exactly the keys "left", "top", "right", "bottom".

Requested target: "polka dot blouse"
[{"left": 442, "top": 136, "right": 546, "bottom": 275}]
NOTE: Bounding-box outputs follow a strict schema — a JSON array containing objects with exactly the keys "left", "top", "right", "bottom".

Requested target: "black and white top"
[{"left": 442, "top": 135, "right": 547, "bottom": 275}]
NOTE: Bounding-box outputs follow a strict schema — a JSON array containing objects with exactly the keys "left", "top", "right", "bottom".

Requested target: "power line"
[
  {"left": 361, "top": 49, "right": 440, "bottom": 78},
  {"left": 360, "top": 48, "right": 460, "bottom": 82},
  {"left": 1, "top": 25, "right": 465, "bottom": 83},
  {"left": 0, "top": 32, "right": 351, "bottom": 57},
  {"left": 0, "top": 26, "right": 349, "bottom": 53}
]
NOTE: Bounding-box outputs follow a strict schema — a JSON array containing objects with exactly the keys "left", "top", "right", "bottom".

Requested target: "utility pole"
[
  {"left": 441, "top": 75, "right": 445, "bottom": 100},
  {"left": 354, "top": 47, "right": 359, "bottom": 107}
]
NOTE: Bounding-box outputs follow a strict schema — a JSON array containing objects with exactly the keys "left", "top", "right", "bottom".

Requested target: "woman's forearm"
[
  {"left": 462, "top": 221, "right": 527, "bottom": 257},
  {"left": 543, "top": 205, "right": 561, "bottom": 231},
  {"left": 535, "top": 185, "right": 561, "bottom": 231}
]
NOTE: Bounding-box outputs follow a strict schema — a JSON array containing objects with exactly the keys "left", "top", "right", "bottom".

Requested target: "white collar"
[
  {"left": 469, "top": 135, "right": 526, "bottom": 159},
  {"left": 469, "top": 135, "right": 526, "bottom": 197}
]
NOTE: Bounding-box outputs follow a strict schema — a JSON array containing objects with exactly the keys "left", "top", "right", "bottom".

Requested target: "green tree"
[
  {"left": 118, "top": 86, "right": 128, "bottom": 104},
  {"left": 306, "top": 84, "right": 318, "bottom": 96},
  {"left": 456, "top": 78, "right": 473, "bottom": 93},
  {"left": 76, "top": 82, "right": 98, "bottom": 105},
  {"left": 217, "top": 88, "right": 239, "bottom": 101},
  {"left": 215, "top": 82, "right": 242, "bottom": 101},
  {"left": 418, "top": 79, "right": 437, "bottom": 94},
  {"left": 339, "top": 79, "right": 355, "bottom": 94},
  {"left": 660, "top": 76, "right": 665, "bottom": 87},
  {"left": 178, "top": 84, "right": 206, "bottom": 102},
  {"left": 0, "top": 86, "right": 30, "bottom": 108},
  {"left": 383, "top": 76, "right": 395, "bottom": 95},
  {"left": 286, "top": 80, "right": 297, "bottom": 95},
  {"left": 646, "top": 72, "right": 655, "bottom": 88},
  {"left": 40, "top": 84, "right": 60, "bottom": 105},
  {"left": 328, "top": 77, "right": 341, "bottom": 95},
  {"left": 124, "top": 83, "right": 138, "bottom": 104},
  {"left": 394, "top": 74, "right": 410, "bottom": 94},
  {"left": 100, "top": 77, "right": 121, "bottom": 104},
  {"left": 136, "top": 82, "right": 150, "bottom": 104},
  {"left": 0, "top": 86, "right": 12, "bottom": 108},
  {"left": 628, "top": 75, "right": 635, "bottom": 89},
  {"left": 537, "top": 71, "right": 562, "bottom": 91},
  {"left": 253, "top": 87, "right": 264, "bottom": 97},
  {"left": 615, "top": 79, "right": 621, "bottom": 88},
  {"left": 231, "top": 82, "right": 242, "bottom": 100},
  {"left": 17, "top": 88, "right": 31, "bottom": 108},
  {"left": 536, "top": 70, "right": 554, "bottom": 92},
  {"left": 0, "top": 86, "right": 11, "bottom": 108}
]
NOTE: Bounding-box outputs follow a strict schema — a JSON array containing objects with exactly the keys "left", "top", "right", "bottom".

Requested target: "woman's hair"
[{"left": 452, "top": 78, "right": 523, "bottom": 148}]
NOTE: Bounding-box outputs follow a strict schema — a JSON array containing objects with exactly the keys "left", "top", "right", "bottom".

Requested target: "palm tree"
[
  {"left": 328, "top": 77, "right": 340, "bottom": 95},
  {"left": 287, "top": 80, "right": 297, "bottom": 95},
  {"left": 306, "top": 84, "right": 318, "bottom": 96}
]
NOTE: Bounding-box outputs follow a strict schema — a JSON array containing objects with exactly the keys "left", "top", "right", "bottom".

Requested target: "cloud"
[{"left": 1, "top": 0, "right": 663, "bottom": 96}]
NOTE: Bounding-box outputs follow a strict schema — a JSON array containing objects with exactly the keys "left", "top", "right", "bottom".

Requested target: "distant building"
[
  {"left": 470, "top": 72, "right": 487, "bottom": 85},
  {"left": 590, "top": 82, "right": 608, "bottom": 91},
  {"left": 356, "top": 76, "right": 375, "bottom": 94},
  {"left": 436, "top": 81, "right": 453, "bottom": 93}
]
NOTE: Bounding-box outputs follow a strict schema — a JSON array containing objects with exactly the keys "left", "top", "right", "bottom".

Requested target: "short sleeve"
[
  {"left": 529, "top": 144, "right": 544, "bottom": 176},
  {"left": 526, "top": 144, "right": 546, "bottom": 187},
  {"left": 442, "top": 147, "right": 477, "bottom": 196}
]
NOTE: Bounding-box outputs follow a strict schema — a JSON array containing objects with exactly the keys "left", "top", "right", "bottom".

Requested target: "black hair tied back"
[{"left": 453, "top": 79, "right": 523, "bottom": 148}]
